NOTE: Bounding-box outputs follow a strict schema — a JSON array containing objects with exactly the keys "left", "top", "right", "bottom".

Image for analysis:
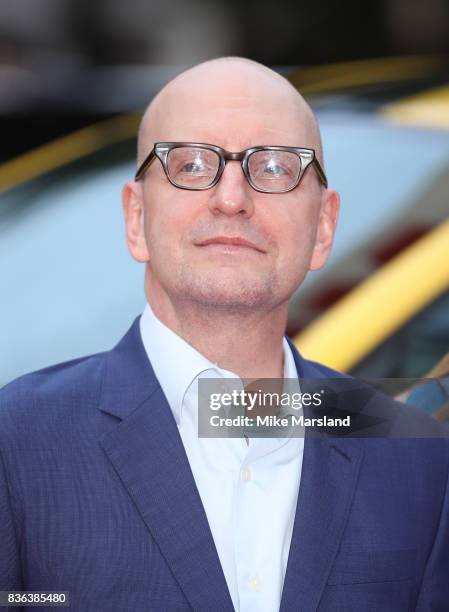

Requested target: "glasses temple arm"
[
  {"left": 312, "top": 158, "right": 328, "bottom": 188},
  {"left": 135, "top": 150, "right": 157, "bottom": 181}
]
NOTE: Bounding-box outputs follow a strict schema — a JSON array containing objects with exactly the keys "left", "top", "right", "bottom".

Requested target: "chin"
[{"left": 175, "top": 270, "right": 281, "bottom": 311}]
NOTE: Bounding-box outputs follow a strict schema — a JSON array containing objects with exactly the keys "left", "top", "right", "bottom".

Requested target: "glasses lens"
[
  {"left": 166, "top": 147, "right": 220, "bottom": 189},
  {"left": 247, "top": 150, "right": 301, "bottom": 192}
]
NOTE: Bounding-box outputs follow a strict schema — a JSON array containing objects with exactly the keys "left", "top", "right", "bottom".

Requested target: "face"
[{"left": 123, "top": 65, "right": 339, "bottom": 315}]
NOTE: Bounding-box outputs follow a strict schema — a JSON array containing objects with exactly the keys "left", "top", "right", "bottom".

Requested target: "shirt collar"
[{"left": 139, "top": 302, "right": 298, "bottom": 426}]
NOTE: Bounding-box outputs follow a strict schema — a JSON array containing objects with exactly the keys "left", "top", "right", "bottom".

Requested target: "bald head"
[{"left": 137, "top": 57, "right": 323, "bottom": 168}]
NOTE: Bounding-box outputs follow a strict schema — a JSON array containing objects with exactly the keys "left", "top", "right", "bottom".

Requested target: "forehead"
[{"left": 143, "top": 68, "right": 312, "bottom": 150}]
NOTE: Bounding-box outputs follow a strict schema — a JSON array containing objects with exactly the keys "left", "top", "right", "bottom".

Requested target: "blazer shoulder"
[
  {"left": 295, "top": 351, "right": 449, "bottom": 441},
  {"left": 0, "top": 352, "right": 107, "bottom": 442},
  {"left": 301, "top": 357, "right": 350, "bottom": 379}
]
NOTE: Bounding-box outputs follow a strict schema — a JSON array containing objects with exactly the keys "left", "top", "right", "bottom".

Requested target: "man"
[{"left": 0, "top": 57, "right": 448, "bottom": 611}]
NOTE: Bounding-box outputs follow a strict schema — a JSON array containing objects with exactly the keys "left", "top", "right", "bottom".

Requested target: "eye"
[
  {"left": 254, "top": 158, "right": 292, "bottom": 179},
  {"left": 263, "top": 161, "right": 288, "bottom": 176},
  {"left": 181, "top": 159, "right": 207, "bottom": 173},
  {"left": 168, "top": 147, "right": 221, "bottom": 179}
]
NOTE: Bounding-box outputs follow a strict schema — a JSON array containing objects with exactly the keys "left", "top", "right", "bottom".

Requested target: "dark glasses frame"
[{"left": 135, "top": 142, "right": 328, "bottom": 192}]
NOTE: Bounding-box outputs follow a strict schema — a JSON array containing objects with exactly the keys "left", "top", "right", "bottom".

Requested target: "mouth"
[{"left": 195, "top": 236, "right": 265, "bottom": 253}]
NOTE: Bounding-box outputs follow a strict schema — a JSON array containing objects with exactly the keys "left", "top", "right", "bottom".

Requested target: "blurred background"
[{"left": 1, "top": 0, "right": 449, "bottom": 390}]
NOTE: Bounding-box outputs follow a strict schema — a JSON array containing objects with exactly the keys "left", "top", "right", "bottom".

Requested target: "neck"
[{"left": 145, "top": 285, "right": 287, "bottom": 380}]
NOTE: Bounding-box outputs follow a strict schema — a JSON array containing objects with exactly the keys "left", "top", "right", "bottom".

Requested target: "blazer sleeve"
[
  {"left": 416, "top": 448, "right": 449, "bottom": 610},
  {"left": 0, "top": 446, "right": 23, "bottom": 592}
]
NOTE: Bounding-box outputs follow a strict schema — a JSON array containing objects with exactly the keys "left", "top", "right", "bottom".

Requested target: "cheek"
[
  {"left": 142, "top": 193, "right": 195, "bottom": 263},
  {"left": 277, "top": 202, "right": 318, "bottom": 249},
  {"left": 145, "top": 211, "right": 171, "bottom": 258},
  {"left": 275, "top": 203, "right": 320, "bottom": 275}
]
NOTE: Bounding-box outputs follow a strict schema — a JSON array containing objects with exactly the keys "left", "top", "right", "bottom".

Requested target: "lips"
[{"left": 196, "top": 236, "right": 265, "bottom": 253}]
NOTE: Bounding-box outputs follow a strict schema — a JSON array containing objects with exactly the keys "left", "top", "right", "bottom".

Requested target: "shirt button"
[
  {"left": 248, "top": 576, "right": 262, "bottom": 591},
  {"left": 242, "top": 467, "right": 251, "bottom": 482}
]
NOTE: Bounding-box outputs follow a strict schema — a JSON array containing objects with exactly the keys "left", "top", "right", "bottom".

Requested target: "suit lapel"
[
  {"left": 279, "top": 436, "right": 364, "bottom": 611},
  {"left": 98, "top": 319, "right": 234, "bottom": 612},
  {"left": 279, "top": 340, "right": 365, "bottom": 611}
]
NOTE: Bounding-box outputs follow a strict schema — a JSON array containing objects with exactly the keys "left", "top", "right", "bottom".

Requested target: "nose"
[{"left": 207, "top": 160, "right": 255, "bottom": 218}]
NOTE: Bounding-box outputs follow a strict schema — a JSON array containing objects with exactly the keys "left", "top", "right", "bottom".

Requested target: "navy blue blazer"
[{"left": 1, "top": 317, "right": 449, "bottom": 611}]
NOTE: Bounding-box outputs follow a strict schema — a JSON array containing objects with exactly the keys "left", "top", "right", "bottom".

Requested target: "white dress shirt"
[{"left": 140, "top": 303, "right": 304, "bottom": 612}]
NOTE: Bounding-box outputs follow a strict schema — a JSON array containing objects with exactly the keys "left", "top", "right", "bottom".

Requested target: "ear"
[
  {"left": 122, "top": 181, "right": 150, "bottom": 263},
  {"left": 309, "top": 188, "right": 340, "bottom": 271}
]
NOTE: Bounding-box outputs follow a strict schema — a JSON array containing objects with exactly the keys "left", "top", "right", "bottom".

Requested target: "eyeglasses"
[{"left": 135, "top": 142, "right": 328, "bottom": 193}]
